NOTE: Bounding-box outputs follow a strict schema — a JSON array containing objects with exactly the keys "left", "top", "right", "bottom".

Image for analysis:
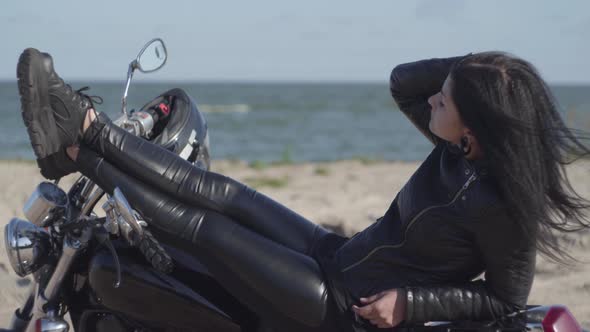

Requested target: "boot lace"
[{"left": 75, "top": 86, "right": 103, "bottom": 109}]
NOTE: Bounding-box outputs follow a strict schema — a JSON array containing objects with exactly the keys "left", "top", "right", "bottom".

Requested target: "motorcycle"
[{"left": 2, "top": 39, "right": 587, "bottom": 332}]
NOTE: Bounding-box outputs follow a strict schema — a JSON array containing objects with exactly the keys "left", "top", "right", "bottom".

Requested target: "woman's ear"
[
  {"left": 461, "top": 129, "right": 484, "bottom": 159},
  {"left": 462, "top": 129, "right": 477, "bottom": 143}
]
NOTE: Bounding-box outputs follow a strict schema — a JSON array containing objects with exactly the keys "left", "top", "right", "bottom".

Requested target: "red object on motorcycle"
[
  {"left": 542, "top": 306, "right": 582, "bottom": 332},
  {"left": 158, "top": 102, "right": 170, "bottom": 116}
]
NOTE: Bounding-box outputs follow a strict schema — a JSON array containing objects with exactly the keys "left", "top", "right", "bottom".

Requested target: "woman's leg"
[
  {"left": 17, "top": 49, "right": 324, "bottom": 256},
  {"left": 75, "top": 147, "right": 341, "bottom": 330},
  {"left": 82, "top": 112, "right": 325, "bottom": 255}
]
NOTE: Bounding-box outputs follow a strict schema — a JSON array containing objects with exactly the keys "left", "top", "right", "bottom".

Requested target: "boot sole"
[{"left": 17, "top": 48, "right": 59, "bottom": 158}]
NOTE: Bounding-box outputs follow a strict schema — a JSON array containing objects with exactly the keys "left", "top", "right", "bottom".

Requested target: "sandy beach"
[{"left": 0, "top": 159, "right": 588, "bottom": 329}]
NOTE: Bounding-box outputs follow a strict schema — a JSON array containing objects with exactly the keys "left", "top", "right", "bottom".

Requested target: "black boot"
[{"left": 17, "top": 48, "right": 100, "bottom": 179}]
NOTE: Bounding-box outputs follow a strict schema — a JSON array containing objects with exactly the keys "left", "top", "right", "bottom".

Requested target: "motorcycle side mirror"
[
  {"left": 121, "top": 38, "right": 168, "bottom": 119},
  {"left": 136, "top": 39, "right": 167, "bottom": 73},
  {"left": 113, "top": 187, "right": 144, "bottom": 244}
]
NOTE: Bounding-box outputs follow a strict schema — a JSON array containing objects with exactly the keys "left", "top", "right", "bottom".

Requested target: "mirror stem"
[{"left": 121, "top": 60, "right": 137, "bottom": 118}]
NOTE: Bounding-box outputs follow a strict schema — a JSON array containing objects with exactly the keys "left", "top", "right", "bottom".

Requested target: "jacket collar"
[{"left": 445, "top": 141, "right": 489, "bottom": 177}]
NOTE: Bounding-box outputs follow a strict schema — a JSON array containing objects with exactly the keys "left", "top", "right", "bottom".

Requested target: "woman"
[{"left": 16, "top": 49, "right": 590, "bottom": 331}]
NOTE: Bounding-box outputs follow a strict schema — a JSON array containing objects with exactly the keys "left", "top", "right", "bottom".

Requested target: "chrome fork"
[{"left": 23, "top": 227, "right": 92, "bottom": 332}]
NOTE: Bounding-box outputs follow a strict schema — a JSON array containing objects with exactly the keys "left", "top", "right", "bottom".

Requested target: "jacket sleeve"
[
  {"left": 404, "top": 205, "right": 537, "bottom": 323},
  {"left": 390, "top": 55, "right": 468, "bottom": 145}
]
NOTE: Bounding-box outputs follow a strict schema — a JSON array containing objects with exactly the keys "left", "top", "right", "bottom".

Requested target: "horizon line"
[{"left": 1, "top": 78, "right": 589, "bottom": 86}]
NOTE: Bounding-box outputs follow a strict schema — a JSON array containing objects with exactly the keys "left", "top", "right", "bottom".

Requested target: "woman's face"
[{"left": 428, "top": 76, "right": 466, "bottom": 144}]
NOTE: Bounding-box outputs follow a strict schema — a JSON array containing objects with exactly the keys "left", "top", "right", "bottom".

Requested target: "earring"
[{"left": 460, "top": 136, "right": 472, "bottom": 156}]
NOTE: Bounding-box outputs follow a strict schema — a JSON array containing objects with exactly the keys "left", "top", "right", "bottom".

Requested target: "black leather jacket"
[{"left": 320, "top": 56, "right": 537, "bottom": 325}]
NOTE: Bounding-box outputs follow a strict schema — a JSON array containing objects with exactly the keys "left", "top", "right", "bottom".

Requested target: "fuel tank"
[{"left": 87, "top": 243, "right": 243, "bottom": 331}]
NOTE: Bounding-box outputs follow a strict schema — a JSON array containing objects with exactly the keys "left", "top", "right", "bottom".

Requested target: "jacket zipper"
[{"left": 340, "top": 173, "right": 478, "bottom": 273}]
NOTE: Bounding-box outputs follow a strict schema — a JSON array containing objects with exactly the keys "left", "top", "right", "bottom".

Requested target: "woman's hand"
[{"left": 352, "top": 289, "right": 406, "bottom": 328}]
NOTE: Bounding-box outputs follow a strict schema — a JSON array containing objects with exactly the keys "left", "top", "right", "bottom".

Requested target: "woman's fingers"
[
  {"left": 360, "top": 291, "right": 384, "bottom": 304},
  {"left": 352, "top": 304, "right": 377, "bottom": 319},
  {"left": 354, "top": 290, "right": 404, "bottom": 328}
]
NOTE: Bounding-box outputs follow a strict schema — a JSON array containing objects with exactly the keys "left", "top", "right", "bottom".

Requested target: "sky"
[{"left": 1, "top": 0, "right": 589, "bottom": 83}]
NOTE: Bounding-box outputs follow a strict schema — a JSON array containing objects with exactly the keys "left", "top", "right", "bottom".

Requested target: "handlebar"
[
  {"left": 137, "top": 228, "right": 174, "bottom": 274},
  {"left": 121, "top": 99, "right": 170, "bottom": 138},
  {"left": 95, "top": 186, "right": 175, "bottom": 275}
]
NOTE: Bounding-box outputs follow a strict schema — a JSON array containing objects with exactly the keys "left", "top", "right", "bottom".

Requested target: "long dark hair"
[{"left": 450, "top": 52, "right": 590, "bottom": 263}]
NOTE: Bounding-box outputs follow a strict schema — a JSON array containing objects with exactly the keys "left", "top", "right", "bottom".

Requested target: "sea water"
[{"left": 1, "top": 81, "right": 589, "bottom": 162}]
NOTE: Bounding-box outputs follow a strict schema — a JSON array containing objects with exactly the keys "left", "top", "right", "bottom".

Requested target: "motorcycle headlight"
[
  {"left": 4, "top": 218, "right": 51, "bottom": 277},
  {"left": 23, "top": 182, "right": 68, "bottom": 227}
]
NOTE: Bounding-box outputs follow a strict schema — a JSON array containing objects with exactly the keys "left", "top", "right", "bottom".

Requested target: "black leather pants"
[{"left": 76, "top": 114, "right": 344, "bottom": 331}]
